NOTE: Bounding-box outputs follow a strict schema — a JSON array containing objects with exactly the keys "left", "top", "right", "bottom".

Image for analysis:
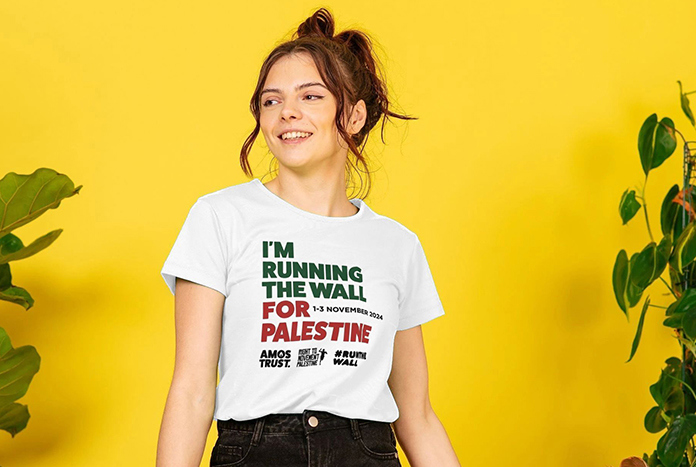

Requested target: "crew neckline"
[{"left": 251, "top": 178, "right": 366, "bottom": 222}]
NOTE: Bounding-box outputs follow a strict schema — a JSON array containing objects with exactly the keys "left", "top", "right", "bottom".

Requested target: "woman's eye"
[{"left": 262, "top": 95, "right": 323, "bottom": 107}]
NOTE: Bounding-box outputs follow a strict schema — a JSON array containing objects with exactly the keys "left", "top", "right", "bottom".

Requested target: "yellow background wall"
[{"left": 1, "top": 0, "right": 694, "bottom": 465}]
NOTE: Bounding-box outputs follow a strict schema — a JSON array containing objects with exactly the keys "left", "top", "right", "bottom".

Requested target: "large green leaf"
[
  {"left": 627, "top": 253, "right": 644, "bottom": 308},
  {"left": 679, "top": 229, "right": 696, "bottom": 271},
  {"left": 627, "top": 297, "right": 651, "bottom": 362},
  {"left": 670, "top": 223, "right": 696, "bottom": 273},
  {"left": 613, "top": 249, "right": 631, "bottom": 317},
  {"left": 632, "top": 243, "right": 658, "bottom": 288},
  {"left": 0, "top": 263, "right": 34, "bottom": 309},
  {"left": 620, "top": 189, "right": 642, "bottom": 224},
  {"left": 671, "top": 201, "right": 692, "bottom": 244},
  {"left": 0, "top": 403, "right": 29, "bottom": 437},
  {"left": 0, "top": 230, "right": 62, "bottom": 264},
  {"left": 656, "top": 413, "right": 696, "bottom": 467},
  {"left": 650, "top": 358, "right": 682, "bottom": 407},
  {"left": 678, "top": 80, "right": 695, "bottom": 127},
  {"left": 0, "top": 286, "right": 33, "bottom": 310},
  {"left": 665, "top": 300, "right": 679, "bottom": 316},
  {"left": 656, "top": 236, "right": 672, "bottom": 274},
  {"left": 681, "top": 311, "right": 696, "bottom": 340},
  {"left": 631, "top": 237, "right": 671, "bottom": 289},
  {"left": 0, "top": 168, "right": 82, "bottom": 237},
  {"left": 0, "top": 327, "right": 40, "bottom": 437},
  {"left": 0, "top": 327, "right": 40, "bottom": 405},
  {"left": 661, "top": 184, "right": 681, "bottom": 238},
  {"left": 662, "top": 289, "right": 696, "bottom": 337},
  {"left": 663, "top": 384, "right": 685, "bottom": 418},
  {"left": 638, "top": 114, "right": 678, "bottom": 176},
  {"left": 652, "top": 118, "right": 677, "bottom": 170},
  {"left": 639, "top": 114, "right": 659, "bottom": 176},
  {"left": 663, "top": 313, "right": 683, "bottom": 329},
  {"left": 645, "top": 405, "right": 668, "bottom": 433}
]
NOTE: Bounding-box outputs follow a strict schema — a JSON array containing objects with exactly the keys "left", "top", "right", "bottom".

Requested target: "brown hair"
[{"left": 239, "top": 7, "right": 417, "bottom": 200}]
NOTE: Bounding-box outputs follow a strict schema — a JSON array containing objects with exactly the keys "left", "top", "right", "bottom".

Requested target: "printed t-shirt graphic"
[
  {"left": 260, "top": 239, "right": 373, "bottom": 369},
  {"left": 160, "top": 178, "right": 445, "bottom": 422}
]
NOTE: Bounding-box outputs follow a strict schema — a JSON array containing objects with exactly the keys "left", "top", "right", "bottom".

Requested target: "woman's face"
[{"left": 259, "top": 53, "right": 361, "bottom": 172}]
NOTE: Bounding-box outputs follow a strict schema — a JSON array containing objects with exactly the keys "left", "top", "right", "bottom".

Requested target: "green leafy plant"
[{"left": 0, "top": 168, "right": 81, "bottom": 437}]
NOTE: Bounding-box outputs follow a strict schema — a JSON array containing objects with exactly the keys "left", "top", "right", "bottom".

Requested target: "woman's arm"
[
  {"left": 156, "top": 278, "right": 225, "bottom": 467},
  {"left": 388, "top": 326, "right": 460, "bottom": 467}
]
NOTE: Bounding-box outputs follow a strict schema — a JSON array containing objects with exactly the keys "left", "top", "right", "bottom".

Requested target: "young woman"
[{"left": 156, "top": 8, "right": 460, "bottom": 467}]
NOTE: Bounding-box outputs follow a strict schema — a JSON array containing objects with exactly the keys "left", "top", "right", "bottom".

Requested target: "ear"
[{"left": 347, "top": 99, "right": 367, "bottom": 136}]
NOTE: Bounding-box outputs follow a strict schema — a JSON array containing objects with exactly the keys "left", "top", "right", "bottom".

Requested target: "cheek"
[
  {"left": 259, "top": 116, "right": 275, "bottom": 141},
  {"left": 317, "top": 115, "right": 339, "bottom": 136}
]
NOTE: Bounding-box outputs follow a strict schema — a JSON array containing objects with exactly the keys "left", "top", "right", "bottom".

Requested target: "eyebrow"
[{"left": 260, "top": 82, "right": 328, "bottom": 96}]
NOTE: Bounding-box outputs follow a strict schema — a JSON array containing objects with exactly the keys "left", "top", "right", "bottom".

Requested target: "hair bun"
[{"left": 296, "top": 7, "right": 335, "bottom": 40}]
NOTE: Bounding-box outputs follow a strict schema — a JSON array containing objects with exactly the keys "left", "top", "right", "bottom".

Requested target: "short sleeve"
[
  {"left": 397, "top": 236, "right": 446, "bottom": 331},
  {"left": 160, "top": 198, "right": 229, "bottom": 297}
]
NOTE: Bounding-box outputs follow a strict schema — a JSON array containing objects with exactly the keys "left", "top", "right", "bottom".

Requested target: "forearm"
[
  {"left": 156, "top": 384, "right": 216, "bottom": 467},
  {"left": 393, "top": 409, "right": 460, "bottom": 467}
]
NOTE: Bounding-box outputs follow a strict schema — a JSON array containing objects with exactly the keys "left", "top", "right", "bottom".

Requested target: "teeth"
[{"left": 281, "top": 131, "right": 312, "bottom": 140}]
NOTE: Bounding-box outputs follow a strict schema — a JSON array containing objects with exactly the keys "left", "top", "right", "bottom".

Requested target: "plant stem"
[
  {"left": 670, "top": 124, "right": 689, "bottom": 145},
  {"left": 660, "top": 276, "right": 678, "bottom": 298},
  {"left": 664, "top": 370, "right": 696, "bottom": 402}
]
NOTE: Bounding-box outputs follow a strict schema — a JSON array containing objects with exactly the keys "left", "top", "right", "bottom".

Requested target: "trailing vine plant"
[{"left": 615, "top": 81, "right": 696, "bottom": 467}]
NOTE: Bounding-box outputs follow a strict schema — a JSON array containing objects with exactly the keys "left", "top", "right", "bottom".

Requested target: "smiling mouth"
[{"left": 279, "top": 132, "right": 314, "bottom": 142}]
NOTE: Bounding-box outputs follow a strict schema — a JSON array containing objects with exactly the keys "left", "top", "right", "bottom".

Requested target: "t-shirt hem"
[
  {"left": 213, "top": 406, "right": 398, "bottom": 423},
  {"left": 161, "top": 264, "right": 228, "bottom": 298},
  {"left": 396, "top": 304, "right": 445, "bottom": 331}
]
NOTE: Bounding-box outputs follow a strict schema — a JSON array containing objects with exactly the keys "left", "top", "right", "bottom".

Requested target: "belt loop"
[
  {"left": 251, "top": 417, "right": 265, "bottom": 446},
  {"left": 349, "top": 419, "right": 361, "bottom": 440}
]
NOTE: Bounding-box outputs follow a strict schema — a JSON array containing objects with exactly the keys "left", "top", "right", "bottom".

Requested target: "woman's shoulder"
[
  {"left": 194, "top": 179, "right": 259, "bottom": 210},
  {"left": 362, "top": 207, "right": 420, "bottom": 244}
]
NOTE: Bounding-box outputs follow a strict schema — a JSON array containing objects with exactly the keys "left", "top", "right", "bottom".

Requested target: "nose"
[{"left": 280, "top": 101, "right": 302, "bottom": 121}]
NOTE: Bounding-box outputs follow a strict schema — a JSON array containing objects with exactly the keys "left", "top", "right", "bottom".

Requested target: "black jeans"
[{"left": 211, "top": 409, "right": 402, "bottom": 467}]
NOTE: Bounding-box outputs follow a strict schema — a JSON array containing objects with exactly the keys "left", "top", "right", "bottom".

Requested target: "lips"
[
  {"left": 279, "top": 133, "right": 313, "bottom": 144},
  {"left": 278, "top": 131, "right": 313, "bottom": 140}
]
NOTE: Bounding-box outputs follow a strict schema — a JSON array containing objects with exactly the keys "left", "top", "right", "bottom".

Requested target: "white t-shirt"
[{"left": 160, "top": 178, "right": 445, "bottom": 422}]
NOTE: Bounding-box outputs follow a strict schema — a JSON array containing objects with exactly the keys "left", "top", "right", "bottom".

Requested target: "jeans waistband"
[{"left": 217, "top": 409, "right": 386, "bottom": 436}]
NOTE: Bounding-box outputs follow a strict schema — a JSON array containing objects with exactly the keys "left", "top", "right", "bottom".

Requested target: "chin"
[{"left": 274, "top": 155, "right": 316, "bottom": 169}]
